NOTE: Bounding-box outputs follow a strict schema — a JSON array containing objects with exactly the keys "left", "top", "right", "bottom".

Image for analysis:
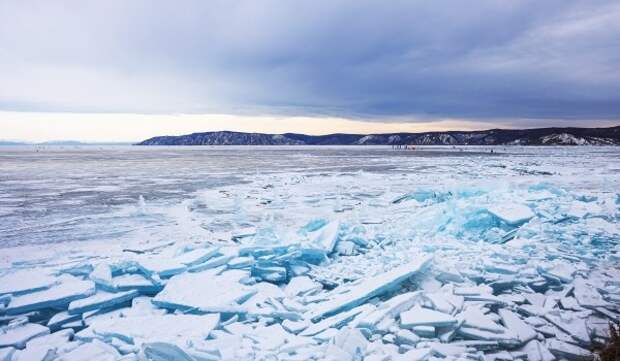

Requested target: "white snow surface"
[{"left": 0, "top": 145, "right": 619, "bottom": 360}]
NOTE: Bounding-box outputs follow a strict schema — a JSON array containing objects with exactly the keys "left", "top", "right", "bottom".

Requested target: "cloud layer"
[{"left": 1, "top": 1, "right": 619, "bottom": 122}]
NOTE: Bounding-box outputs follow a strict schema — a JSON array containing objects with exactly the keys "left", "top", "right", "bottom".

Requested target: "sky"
[{"left": 1, "top": 1, "right": 619, "bottom": 141}]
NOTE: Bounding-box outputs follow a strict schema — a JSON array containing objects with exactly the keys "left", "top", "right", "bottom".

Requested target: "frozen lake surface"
[
  {"left": 1, "top": 145, "right": 618, "bottom": 247},
  {"left": 0, "top": 145, "right": 619, "bottom": 360}
]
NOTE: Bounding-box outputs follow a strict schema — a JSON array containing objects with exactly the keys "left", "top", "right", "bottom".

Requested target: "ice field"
[{"left": 0, "top": 145, "right": 619, "bottom": 360}]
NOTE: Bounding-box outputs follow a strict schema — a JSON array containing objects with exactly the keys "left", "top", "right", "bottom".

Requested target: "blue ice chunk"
[
  {"left": 392, "top": 190, "right": 450, "bottom": 204},
  {"left": 109, "top": 259, "right": 151, "bottom": 277},
  {"left": 311, "top": 256, "right": 432, "bottom": 321},
  {"left": 455, "top": 187, "right": 485, "bottom": 198},
  {"left": 344, "top": 235, "right": 368, "bottom": 248},
  {"left": 461, "top": 210, "right": 501, "bottom": 234},
  {"left": 227, "top": 256, "right": 255, "bottom": 269},
  {"left": 175, "top": 246, "right": 220, "bottom": 267},
  {"left": 60, "top": 320, "right": 84, "bottom": 330},
  {"left": 137, "top": 257, "right": 187, "bottom": 278},
  {"left": 143, "top": 342, "right": 195, "bottom": 361},
  {"left": 528, "top": 182, "right": 565, "bottom": 196},
  {"left": 239, "top": 245, "right": 327, "bottom": 266},
  {"left": 68, "top": 290, "right": 140, "bottom": 315},
  {"left": 113, "top": 273, "right": 162, "bottom": 294},
  {"left": 252, "top": 265, "right": 287, "bottom": 283},
  {"left": 301, "top": 219, "right": 328, "bottom": 233},
  {"left": 188, "top": 253, "right": 236, "bottom": 273},
  {"left": 297, "top": 248, "right": 328, "bottom": 265},
  {"left": 239, "top": 245, "right": 289, "bottom": 258},
  {"left": 411, "top": 325, "right": 436, "bottom": 338},
  {"left": 311, "top": 221, "right": 340, "bottom": 254},
  {"left": 5, "top": 276, "right": 95, "bottom": 315},
  {"left": 499, "top": 228, "right": 519, "bottom": 243},
  {"left": 47, "top": 311, "right": 82, "bottom": 330},
  {"left": 337, "top": 223, "right": 369, "bottom": 251}
]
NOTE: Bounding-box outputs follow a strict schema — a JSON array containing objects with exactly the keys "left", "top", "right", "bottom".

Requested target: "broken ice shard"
[
  {"left": 142, "top": 342, "right": 195, "bottom": 361},
  {"left": 174, "top": 246, "right": 220, "bottom": 266},
  {"left": 301, "top": 218, "right": 328, "bottom": 233},
  {"left": 487, "top": 203, "right": 534, "bottom": 226},
  {"left": 5, "top": 276, "right": 95, "bottom": 315},
  {"left": 68, "top": 290, "right": 140, "bottom": 314},
  {"left": 498, "top": 309, "right": 537, "bottom": 343},
  {"left": 152, "top": 269, "right": 255, "bottom": 313},
  {"left": 112, "top": 273, "right": 161, "bottom": 294},
  {"left": 311, "top": 256, "right": 432, "bottom": 321},
  {"left": 311, "top": 220, "right": 340, "bottom": 254}
]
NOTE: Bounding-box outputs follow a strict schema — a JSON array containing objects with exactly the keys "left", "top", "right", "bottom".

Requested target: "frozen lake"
[
  {"left": 0, "top": 145, "right": 618, "bottom": 360},
  {"left": 1, "top": 145, "right": 618, "bottom": 247}
]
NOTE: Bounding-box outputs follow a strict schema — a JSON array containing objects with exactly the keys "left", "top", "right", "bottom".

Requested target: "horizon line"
[{"left": 4, "top": 123, "right": 619, "bottom": 144}]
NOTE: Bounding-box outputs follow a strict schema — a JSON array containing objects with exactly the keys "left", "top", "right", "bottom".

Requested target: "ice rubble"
[{"left": 1, "top": 170, "right": 620, "bottom": 361}]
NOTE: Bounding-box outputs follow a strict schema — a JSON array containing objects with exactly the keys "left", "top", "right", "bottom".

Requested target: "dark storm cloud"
[{"left": 0, "top": 0, "right": 619, "bottom": 122}]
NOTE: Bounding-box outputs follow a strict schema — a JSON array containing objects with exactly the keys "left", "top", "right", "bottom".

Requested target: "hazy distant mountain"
[{"left": 137, "top": 127, "right": 620, "bottom": 146}]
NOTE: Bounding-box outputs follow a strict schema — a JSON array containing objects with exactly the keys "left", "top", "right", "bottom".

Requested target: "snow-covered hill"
[{"left": 138, "top": 127, "right": 620, "bottom": 146}]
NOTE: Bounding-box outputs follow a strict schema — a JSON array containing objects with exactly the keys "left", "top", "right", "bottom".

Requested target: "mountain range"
[{"left": 137, "top": 126, "right": 620, "bottom": 146}]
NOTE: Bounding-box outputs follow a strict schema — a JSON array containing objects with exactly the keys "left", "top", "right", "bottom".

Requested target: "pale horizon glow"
[
  {"left": 0, "top": 112, "right": 489, "bottom": 142},
  {"left": 1, "top": 112, "right": 619, "bottom": 143}
]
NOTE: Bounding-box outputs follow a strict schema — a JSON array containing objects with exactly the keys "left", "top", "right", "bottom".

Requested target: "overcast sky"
[{"left": 1, "top": 1, "right": 619, "bottom": 141}]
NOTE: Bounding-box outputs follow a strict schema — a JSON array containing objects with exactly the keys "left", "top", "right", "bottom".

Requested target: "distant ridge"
[{"left": 137, "top": 126, "right": 620, "bottom": 146}]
